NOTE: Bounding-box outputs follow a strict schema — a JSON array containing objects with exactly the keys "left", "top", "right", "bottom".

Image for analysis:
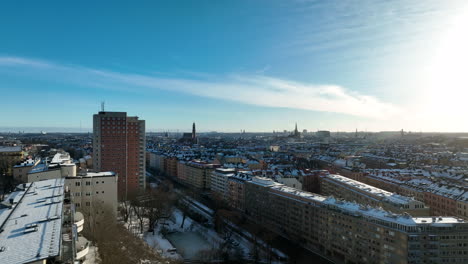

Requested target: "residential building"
[
  {"left": 227, "top": 172, "right": 251, "bottom": 211},
  {"left": 0, "top": 146, "right": 24, "bottom": 176},
  {"left": 65, "top": 171, "right": 118, "bottom": 217},
  {"left": 93, "top": 111, "right": 146, "bottom": 198},
  {"left": 183, "top": 160, "right": 217, "bottom": 190},
  {"left": 164, "top": 157, "right": 178, "bottom": 178},
  {"left": 245, "top": 177, "right": 468, "bottom": 264},
  {"left": 176, "top": 161, "right": 187, "bottom": 182},
  {"left": 211, "top": 168, "right": 236, "bottom": 199},
  {"left": 148, "top": 151, "right": 165, "bottom": 171},
  {"left": 12, "top": 158, "right": 37, "bottom": 183},
  {"left": 300, "top": 170, "right": 328, "bottom": 193},
  {"left": 0, "top": 179, "right": 90, "bottom": 263},
  {"left": 321, "top": 174, "right": 429, "bottom": 216},
  {"left": 457, "top": 193, "right": 468, "bottom": 220},
  {"left": 28, "top": 153, "right": 77, "bottom": 182},
  {"left": 26, "top": 152, "right": 118, "bottom": 218}
]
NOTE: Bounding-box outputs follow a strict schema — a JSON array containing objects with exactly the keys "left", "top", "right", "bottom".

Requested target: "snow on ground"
[
  {"left": 144, "top": 230, "right": 183, "bottom": 260},
  {"left": 122, "top": 195, "right": 287, "bottom": 262},
  {"left": 83, "top": 245, "right": 100, "bottom": 264},
  {"left": 165, "top": 232, "right": 212, "bottom": 259}
]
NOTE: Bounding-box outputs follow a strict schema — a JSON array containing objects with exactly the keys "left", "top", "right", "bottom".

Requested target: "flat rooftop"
[
  {"left": 0, "top": 179, "right": 65, "bottom": 264},
  {"left": 51, "top": 153, "right": 71, "bottom": 164},
  {"left": 324, "top": 174, "right": 416, "bottom": 205},
  {"left": 73, "top": 171, "right": 116, "bottom": 178},
  {"left": 0, "top": 146, "right": 22, "bottom": 153}
]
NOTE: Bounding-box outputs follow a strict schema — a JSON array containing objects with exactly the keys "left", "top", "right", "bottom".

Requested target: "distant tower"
[
  {"left": 355, "top": 128, "right": 358, "bottom": 138},
  {"left": 294, "top": 123, "right": 300, "bottom": 137},
  {"left": 192, "top": 122, "right": 196, "bottom": 139}
]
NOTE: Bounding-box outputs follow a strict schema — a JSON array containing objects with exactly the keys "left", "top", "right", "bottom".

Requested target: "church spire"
[
  {"left": 192, "top": 122, "right": 196, "bottom": 139},
  {"left": 294, "top": 122, "right": 300, "bottom": 137}
]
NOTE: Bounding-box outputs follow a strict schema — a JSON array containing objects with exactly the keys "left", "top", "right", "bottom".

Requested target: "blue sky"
[{"left": 1, "top": 0, "right": 468, "bottom": 132}]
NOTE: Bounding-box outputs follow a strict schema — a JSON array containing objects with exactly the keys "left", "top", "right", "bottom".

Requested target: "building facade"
[
  {"left": 13, "top": 158, "right": 37, "bottom": 183},
  {"left": 211, "top": 168, "right": 235, "bottom": 199},
  {"left": 0, "top": 146, "right": 24, "bottom": 176},
  {"left": 245, "top": 177, "right": 468, "bottom": 264},
  {"left": 226, "top": 173, "right": 251, "bottom": 211},
  {"left": 0, "top": 179, "right": 91, "bottom": 264},
  {"left": 65, "top": 171, "right": 118, "bottom": 217},
  {"left": 183, "top": 160, "right": 217, "bottom": 190},
  {"left": 93, "top": 111, "right": 146, "bottom": 199},
  {"left": 321, "top": 174, "right": 429, "bottom": 216}
]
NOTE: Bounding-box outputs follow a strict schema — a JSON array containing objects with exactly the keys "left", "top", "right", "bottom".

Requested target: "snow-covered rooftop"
[
  {"left": 251, "top": 176, "right": 281, "bottom": 187},
  {"left": 324, "top": 174, "right": 416, "bottom": 205},
  {"left": 75, "top": 171, "right": 116, "bottom": 177},
  {"left": 0, "top": 146, "right": 22, "bottom": 153},
  {"left": 0, "top": 179, "right": 65, "bottom": 264},
  {"left": 323, "top": 197, "right": 465, "bottom": 228},
  {"left": 51, "top": 153, "right": 71, "bottom": 164}
]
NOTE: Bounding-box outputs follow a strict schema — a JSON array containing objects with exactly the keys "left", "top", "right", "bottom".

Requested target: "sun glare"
[
  {"left": 413, "top": 6, "right": 468, "bottom": 130},
  {"left": 427, "top": 7, "right": 468, "bottom": 103}
]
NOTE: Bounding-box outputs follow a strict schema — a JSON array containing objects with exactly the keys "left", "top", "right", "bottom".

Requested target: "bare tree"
[
  {"left": 143, "top": 187, "right": 175, "bottom": 234},
  {"left": 175, "top": 194, "right": 190, "bottom": 229},
  {"left": 83, "top": 204, "right": 181, "bottom": 264},
  {"left": 119, "top": 199, "right": 131, "bottom": 222},
  {"left": 132, "top": 199, "right": 146, "bottom": 234}
]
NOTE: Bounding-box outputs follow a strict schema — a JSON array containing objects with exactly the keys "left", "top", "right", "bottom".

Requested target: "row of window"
[
  {"left": 74, "top": 180, "right": 105, "bottom": 186},
  {"left": 74, "top": 191, "right": 105, "bottom": 196}
]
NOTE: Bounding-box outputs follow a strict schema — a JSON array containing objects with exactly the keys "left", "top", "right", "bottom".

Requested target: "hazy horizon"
[{"left": 3, "top": 126, "right": 468, "bottom": 134}]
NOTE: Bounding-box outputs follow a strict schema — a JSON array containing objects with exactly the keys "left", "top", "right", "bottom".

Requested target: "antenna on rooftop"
[{"left": 101, "top": 101, "right": 105, "bottom": 112}]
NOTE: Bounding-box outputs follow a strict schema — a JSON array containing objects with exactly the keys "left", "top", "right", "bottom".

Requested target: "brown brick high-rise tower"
[{"left": 93, "top": 111, "right": 146, "bottom": 199}]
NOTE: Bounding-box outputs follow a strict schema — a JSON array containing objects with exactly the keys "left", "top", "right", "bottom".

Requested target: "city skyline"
[{"left": 1, "top": 1, "right": 468, "bottom": 132}]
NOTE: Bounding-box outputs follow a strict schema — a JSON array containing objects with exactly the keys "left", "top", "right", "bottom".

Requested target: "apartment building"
[
  {"left": 300, "top": 169, "right": 329, "bottom": 193},
  {"left": 26, "top": 152, "right": 118, "bottom": 218},
  {"left": 177, "top": 161, "right": 187, "bottom": 182},
  {"left": 211, "top": 168, "right": 236, "bottom": 199},
  {"left": 0, "top": 146, "right": 24, "bottom": 176},
  {"left": 28, "top": 153, "right": 77, "bottom": 182},
  {"left": 457, "top": 193, "right": 468, "bottom": 219},
  {"left": 65, "top": 171, "right": 118, "bottom": 217},
  {"left": 423, "top": 184, "right": 464, "bottom": 217},
  {"left": 148, "top": 151, "right": 165, "bottom": 171},
  {"left": 93, "top": 111, "right": 146, "bottom": 198},
  {"left": 227, "top": 172, "right": 251, "bottom": 211},
  {"left": 245, "top": 177, "right": 468, "bottom": 264},
  {"left": 0, "top": 179, "right": 90, "bottom": 263},
  {"left": 12, "top": 158, "right": 37, "bottom": 183},
  {"left": 164, "top": 157, "right": 178, "bottom": 178},
  {"left": 321, "top": 174, "right": 429, "bottom": 216},
  {"left": 182, "top": 160, "right": 217, "bottom": 190},
  {"left": 363, "top": 170, "right": 468, "bottom": 218}
]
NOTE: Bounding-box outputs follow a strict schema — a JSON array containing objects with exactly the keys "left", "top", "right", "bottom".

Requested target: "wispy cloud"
[{"left": 0, "top": 56, "right": 398, "bottom": 118}]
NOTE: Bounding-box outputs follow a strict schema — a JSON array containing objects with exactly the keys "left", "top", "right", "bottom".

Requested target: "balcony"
[
  {"left": 76, "top": 236, "right": 90, "bottom": 260},
  {"left": 74, "top": 211, "right": 85, "bottom": 233}
]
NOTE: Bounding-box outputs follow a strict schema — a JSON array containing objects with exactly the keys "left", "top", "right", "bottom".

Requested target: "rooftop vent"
[{"left": 24, "top": 223, "right": 38, "bottom": 234}]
